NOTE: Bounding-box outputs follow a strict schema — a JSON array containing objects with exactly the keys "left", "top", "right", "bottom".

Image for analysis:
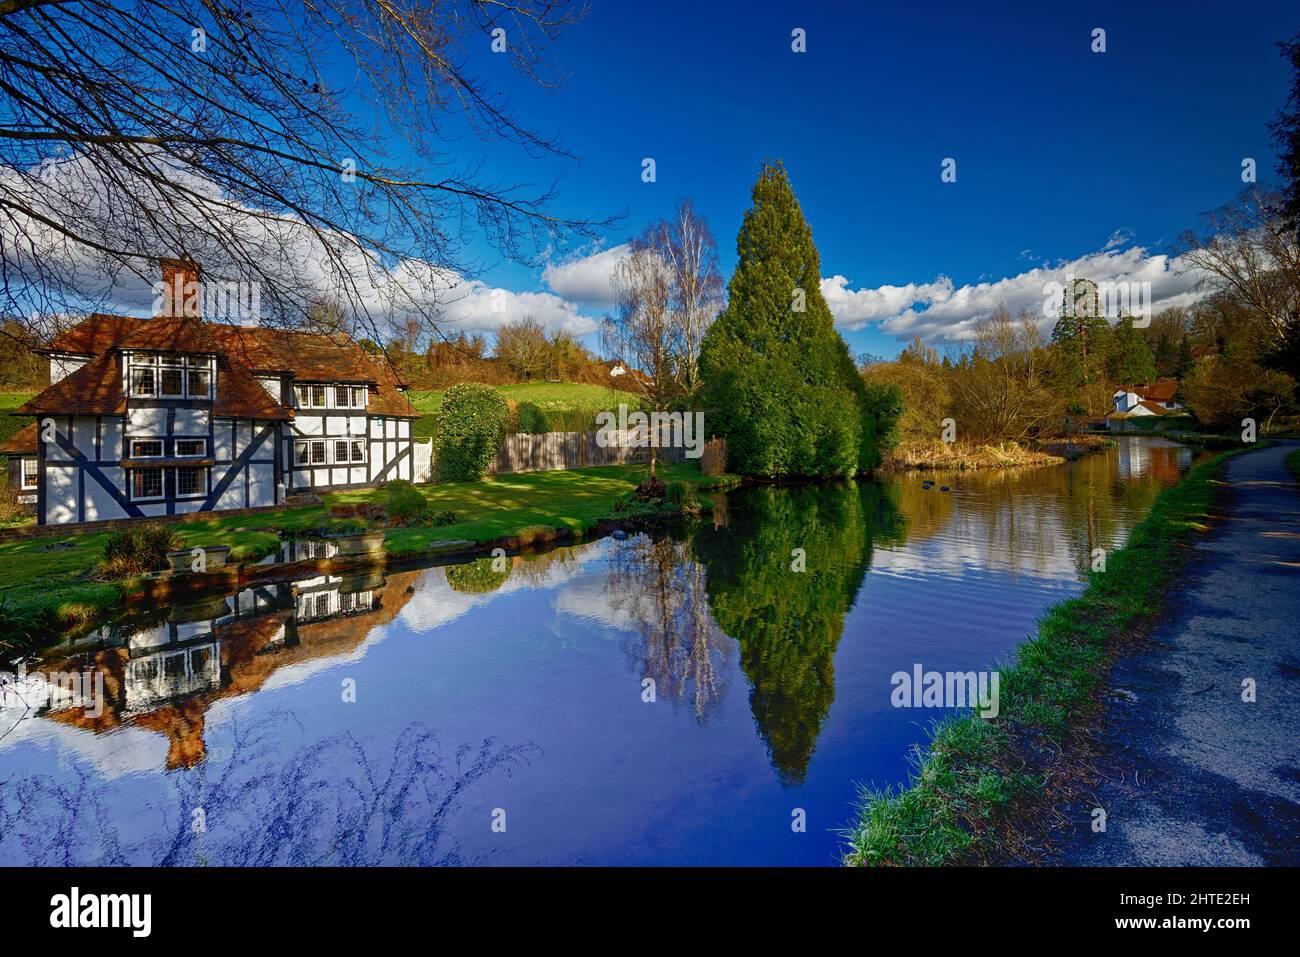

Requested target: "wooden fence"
[{"left": 489, "top": 429, "right": 687, "bottom": 475}]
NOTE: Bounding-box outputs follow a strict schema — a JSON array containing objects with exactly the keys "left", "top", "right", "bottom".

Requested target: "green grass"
[
  {"left": 843, "top": 445, "right": 1254, "bottom": 866},
  {"left": 408, "top": 382, "right": 642, "bottom": 438},
  {"left": 0, "top": 459, "right": 736, "bottom": 635},
  {"left": 0, "top": 391, "right": 36, "bottom": 445}
]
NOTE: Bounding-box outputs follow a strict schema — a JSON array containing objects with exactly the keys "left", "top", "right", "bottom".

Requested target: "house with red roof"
[
  {"left": 3, "top": 260, "right": 418, "bottom": 525},
  {"left": 1111, "top": 377, "right": 1183, "bottom": 418}
]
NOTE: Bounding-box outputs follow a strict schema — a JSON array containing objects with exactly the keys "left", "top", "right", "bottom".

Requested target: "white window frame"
[
  {"left": 130, "top": 467, "right": 164, "bottom": 501},
  {"left": 20, "top": 457, "right": 38, "bottom": 490},
  {"left": 294, "top": 383, "right": 368, "bottom": 410},
  {"left": 175, "top": 438, "right": 207, "bottom": 457},
  {"left": 294, "top": 384, "right": 329, "bottom": 409},
  {"left": 130, "top": 366, "right": 157, "bottom": 397},
  {"left": 128, "top": 353, "right": 214, "bottom": 399},
  {"left": 295, "top": 438, "right": 328, "bottom": 466},
  {"left": 174, "top": 465, "right": 209, "bottom": 499},
  {"left": 296, "top": 436, "right": 365, "bottom": 467},
  {"left": 158, "top": 365, "right": 184, "bottom": 398},
  {"left": 333, "top": 438, "right": 366, "bottom": 464},
  {"left": 186, "top": 367, "right": 212, "bottom": 399},
  {"left": 131, "top": 439, "right": 164, "bottom": 459}
]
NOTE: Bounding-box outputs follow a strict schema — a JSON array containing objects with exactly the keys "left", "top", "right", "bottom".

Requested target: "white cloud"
[
  {"left": 430, "top": 279, "right": 599, "bottom": 337},
  {"left": 540, "top": 243, "right": 631, "bottom": 309},
  {"left": 1, "top": 152, "right": 600, "bottom": 339},
  {"left": 823, "top": 245, "right": 1209, "bottom": 344}
]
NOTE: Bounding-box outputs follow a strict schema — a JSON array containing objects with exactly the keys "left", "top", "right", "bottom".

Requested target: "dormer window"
[
  {"left": 294, "top": 383, "right": 366, "bottom": 409},
  {"left": 129, "top": 353, "right": 214, "bottom": 399}
]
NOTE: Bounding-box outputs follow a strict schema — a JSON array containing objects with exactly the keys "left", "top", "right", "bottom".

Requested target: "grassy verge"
[
  {"left": 0, "top": 460, "right": 736, "bottom": 636},
  {"left": 843, "top": 445, "right": 1253, "bottom": 866}
]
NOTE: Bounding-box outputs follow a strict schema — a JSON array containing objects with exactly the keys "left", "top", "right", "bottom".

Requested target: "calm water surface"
[{"left": 0, "top": 437, "right": 1204, "bottom": 865}]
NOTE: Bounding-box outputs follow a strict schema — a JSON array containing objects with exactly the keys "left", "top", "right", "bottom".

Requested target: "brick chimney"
[{"left": 159, "top": 258, "right": 202, "bottom": 318}]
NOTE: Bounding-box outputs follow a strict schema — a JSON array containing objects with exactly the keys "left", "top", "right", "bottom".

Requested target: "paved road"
[{"left": 1052, "top": 441, "right": 1300, "bottom": 865}]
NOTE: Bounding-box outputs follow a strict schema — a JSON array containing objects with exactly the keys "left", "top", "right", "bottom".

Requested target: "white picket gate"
[{"left": 413, "top": 438, "right": 434, "bottom": 484}]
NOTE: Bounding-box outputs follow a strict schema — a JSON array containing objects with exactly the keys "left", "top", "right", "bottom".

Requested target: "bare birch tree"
[
  {"left": 603, "top": 238, "right": 677, "bottom": 475},
  {"left": 651, "top": 200, "right": 722, "bottom": 393}
]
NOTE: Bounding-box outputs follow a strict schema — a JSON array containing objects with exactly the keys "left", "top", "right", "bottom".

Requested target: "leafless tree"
[
  {"left": 649, "top": 200, "right": 722, "bottom": 392},
  {"left": 1178, "top": 189, "right": 1300, "bottom": 341},
  {"left": 0, "top": 0, "right": 612, "bottom": 343},
  {"left": 949, "top": 306, "right": 1061, "bottom": 441},
  {"left": 603, "top": 237, "right": 677, "bottom": 474},
  {"left": 601, "top": 203, "right": 719, "bottom": 475},
  {"left": 493, "top": 314, "right": 549, "bottom": 380}
]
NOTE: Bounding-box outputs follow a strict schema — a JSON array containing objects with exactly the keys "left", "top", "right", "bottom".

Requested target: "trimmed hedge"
[{"left": 434, "top": 383, "right": 510, "bottom": 483}]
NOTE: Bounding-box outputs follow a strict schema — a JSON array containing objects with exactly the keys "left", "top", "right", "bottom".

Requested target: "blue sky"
[{"left": 437, "top": 1, "right": 1297, "bottom": 358}]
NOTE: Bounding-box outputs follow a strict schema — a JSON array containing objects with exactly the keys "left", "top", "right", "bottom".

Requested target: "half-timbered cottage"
[{"left": 5, "top": 261, "right": 418, "bottom": 525}]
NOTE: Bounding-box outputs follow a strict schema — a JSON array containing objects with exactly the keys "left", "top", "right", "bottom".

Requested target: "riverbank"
[
  {"left": 843, "top": 442, "right": 1263, "bottom": 866},
  {"left": 879, "top": 435, "right": 1111, "bottom": 472},
  {"left": 1044, "top": 440, "right": 1300, "bottom": 865},
  {"left": 0, "top": 461, "right": 738, "bottom": 650}
]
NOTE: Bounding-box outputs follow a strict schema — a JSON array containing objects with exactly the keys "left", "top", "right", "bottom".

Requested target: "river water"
[{"left": 0, "top": 437, "right": 1204, "bottom": 865}]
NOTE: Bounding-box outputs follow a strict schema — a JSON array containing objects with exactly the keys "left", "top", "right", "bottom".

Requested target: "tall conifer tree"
[{"left": 700, "top": 162, "right": 897, "bottom": 477}]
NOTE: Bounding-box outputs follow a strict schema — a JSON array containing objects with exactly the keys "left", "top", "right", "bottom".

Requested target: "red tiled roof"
[
  {"left": 116, "top": 317, "right": 223, "bottom": 354},
  {"left": 27, "top": 314, "right": 415, "bottom": 419},
  {"left": 0, "top": 421, "right": 37, "bottom": 455},
  {"left": 213, "top": 358, "right": 291, "bottom": 421},
  {"left": 205, "top": 326, "right": 415, "bottom": 416},
  {"left": 41, "top": 314, "right": 142, "bottom": 356},
  {"left": 1138, "top": 400, "right": 1170, "bottom": 415},
  {"left": 1136, "top": 378, "right": 1177, "bottom": 402},
  {"left": 18, "top": 352, "right": 127, "bottom": 416}
]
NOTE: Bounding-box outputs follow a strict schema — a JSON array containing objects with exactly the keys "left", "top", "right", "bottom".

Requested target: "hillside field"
[
  {"left": 408, "top": 382, "right": 642, "bottom": 437},
  {"left": 0, "top": 393, "right": 35, "bottom": 446}
]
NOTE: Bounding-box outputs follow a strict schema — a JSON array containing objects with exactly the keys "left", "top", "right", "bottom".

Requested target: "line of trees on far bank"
[{"left": 863, "top": 188, "right": 1300, "bottom": 453}]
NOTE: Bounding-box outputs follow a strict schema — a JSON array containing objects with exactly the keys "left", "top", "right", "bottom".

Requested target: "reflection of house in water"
[
  {"left": 275, "top": 537, "right": 340, "bottom": 564},
  {"left": 1115, "top": 438, "right": 1188, "bottom": 483},
  {"left": 295, "top": 569, "right": 379, "bottom": 623},
  {"left": 34, "top": 567, "right": 418, "bottom": 769}
]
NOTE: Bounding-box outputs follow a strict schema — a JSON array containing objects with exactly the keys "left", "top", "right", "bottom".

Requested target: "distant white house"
[{"left": 1111, "top": 377, "right": 1182, "bottom": 417}]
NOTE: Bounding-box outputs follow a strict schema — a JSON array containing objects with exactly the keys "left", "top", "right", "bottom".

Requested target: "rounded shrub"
[
  {"left": 435, "top": 383, "right": 510, "bottom": 483},
  {"left": 515, "top": 401, "right": 550, "bottom": 434}
]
